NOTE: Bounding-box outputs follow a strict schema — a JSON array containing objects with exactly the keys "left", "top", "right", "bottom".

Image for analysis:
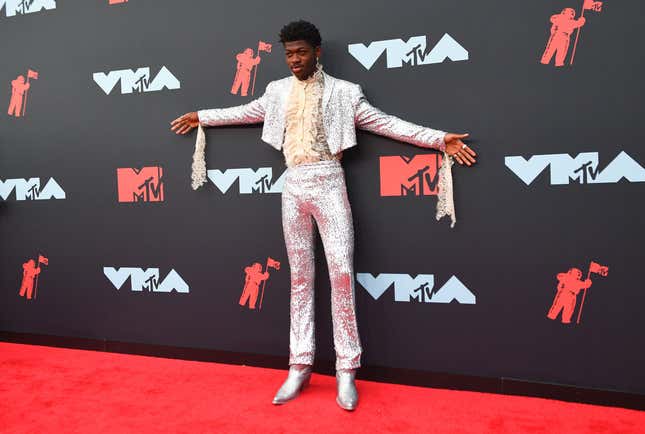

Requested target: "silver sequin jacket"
[{"left": 198, "top": 71, "right": 447, "bottom": 155}]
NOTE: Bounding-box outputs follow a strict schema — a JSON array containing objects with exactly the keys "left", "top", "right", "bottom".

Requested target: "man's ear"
[{"left": 315, "top": 46, "right": 322, "bottom": 59}]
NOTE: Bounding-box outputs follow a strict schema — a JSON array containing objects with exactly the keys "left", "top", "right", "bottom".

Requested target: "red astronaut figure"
[
  {"left": 8, "top": 75, "right": 30, "bottom": 117},
  {"left": 231, "top": 48, "right": 261, "bottom": 97},
  {"left": 541, "top": 8, "right": 586, "bottom": 67},
  {"left": 19, "top": 259, "right": 41, "bottom": 300},
  {"left": 239, "top": 262, "right": 270, "bottom": 309},
  {"left": 547, "top": 268, "right": 592, "bottom": 324}
]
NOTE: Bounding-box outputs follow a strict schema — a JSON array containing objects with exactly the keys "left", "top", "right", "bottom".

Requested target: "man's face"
[{"left": 283, "top": 40, "right": 321, "bottom": 80}]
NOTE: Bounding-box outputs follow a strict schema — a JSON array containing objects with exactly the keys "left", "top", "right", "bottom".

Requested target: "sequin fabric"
[
  {"left": 194, "top": 72, "right": 455, "bottom": 227},
  {"left": 282, "top": 159, "right": 362, "bottom": 370}
]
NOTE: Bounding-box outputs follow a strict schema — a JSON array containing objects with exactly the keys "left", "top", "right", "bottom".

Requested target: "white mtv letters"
[
  {"left": 103, "top": 267, "right": 189, "bottom": 293},
  {"left": 1, "top": 0, "right": 55, "bottom": 17},
  {"left": 356, "top": 273, "right": 476, "bottom": 304},
  {"left": 348, "top": 34, "right": 468, "bottom": 70},
  {"left": 0, "top": 178, "right": 66, "bottom": 201},
  {"left": 505, "top": 151, "right": 645, "bottom": 186},
  {"left": 93, "top": 66, "right": 180, "bottom": 95},
  {"left": 207, "top": 168, "right": 286, "bottom": 194}
]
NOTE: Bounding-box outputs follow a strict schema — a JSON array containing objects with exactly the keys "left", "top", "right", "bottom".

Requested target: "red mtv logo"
[
  {"left": 379, "top": 154, "right": 443, "bottom": 196},
  {"left": 109, "top": 0, "right": 128, "bottom": 4},
  {"left": 117, "top": 167, "right": 164, "bottom": 203}
]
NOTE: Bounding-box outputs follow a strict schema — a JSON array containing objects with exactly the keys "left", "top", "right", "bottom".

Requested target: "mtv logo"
[
  {"left": 109, "top": 0, "right": 127, "bottom": 4},
  {"left": 93, "top": 66, "right": 180, "bottom": 95},
  {"left": 356, "top": 273, "right": 476, "bottom": 304},
  {"left": 116, "top": 167, "right": 164, "bottom": 203},
  {"left": 103, "top": 267, "right": 189, "bottom": 293},
  {"left": 1, "top": 0, "right": 56, "bottom": 17},
  {"left": 380, "top": 154, "right": 442, "bottom": 196},
  {"left": 348, "top": 33, "right": 468, "bottom": 70},
  {"left": 207, "top": 167, "right": 286, "bottom": 194},
  {"left": 0, "top": 177, "right": 66, "bottom": 201},
  {"left": 505, "top": 151, "right": 645, "bottom": 186}
]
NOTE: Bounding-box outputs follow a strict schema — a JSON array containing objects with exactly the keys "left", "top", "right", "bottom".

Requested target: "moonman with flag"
[
  {"left": 540, "top": 8, "right": 587, "bottom": 67},
  {"left": 239, "top": 262, "right": 270, "bottom": 310},
  {"left": 547, "top": 267, "right": 592, "bottom": 324},
  {"left": 18, "top": 254, "right": 47, "bottom": 300},
  {"left": 231, "top": 41, "right": 272, "bottom": 97}
]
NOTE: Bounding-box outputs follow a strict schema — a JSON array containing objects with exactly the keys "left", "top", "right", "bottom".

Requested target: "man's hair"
[{"left": 279, "top": 20, "right": 322, "bottom": 48}]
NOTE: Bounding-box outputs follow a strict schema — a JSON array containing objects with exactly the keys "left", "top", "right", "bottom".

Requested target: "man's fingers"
[
  {"left": 178, "top": 124, "right": 193, "bottom": 134},
  {"left": 453, "top": 154, "right": 464, "bottom": 165},
  {"left": 170, "top": 115, "right": 186, "bottom": 125},
  {"left": 460, "top": 148, "right": 476, "bottom": 163}
]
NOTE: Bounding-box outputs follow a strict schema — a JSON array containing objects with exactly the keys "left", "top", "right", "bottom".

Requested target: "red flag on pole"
[
  {"left": 583, "top": 0, "right": 603, "bottom": 12},
  {"left": 589, "top": 261, "right": 608, "bottom": 276},
  {"left": 267, "top": 257, "right": 281, "bottom": 270},
  {"left": 258, "top": 41, "right": 272, "bottom": 53},
  {"left": 27, "top": 69, "right": 39, "bottom": 80},
  {"left": 38, "top": 254, "right": 49, "bottom": 266}
]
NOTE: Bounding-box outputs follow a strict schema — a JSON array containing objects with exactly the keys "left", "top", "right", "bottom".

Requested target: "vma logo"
[
  {"left": 0, "top": 178, "right": 65, "bottom": 201},
  {"left": 348, "top": 33, "right": 468, "bottom": 70},
  {"left": 380, "top": 154, "right": 443, "bottom": 196},
  {"left": 208, "top": 168, "right": 286, "bottom": 194},
  {"left": 117, "top": 166, "right": 164, "bottom": 203},
  {"left": 93, "top": 66, "right": 180, "bottom": 95},
  {"left": 103, "top": 267, "right": 189, "bottom": 293},
  {"left": 505, "top": 151, "right": 645, "bottom": 186},
  {"left": 1, "top": 0, "right": 56, "bottom": 17},
  {"left": 357, "top": 273, "right": 475, "bottom": 304}
]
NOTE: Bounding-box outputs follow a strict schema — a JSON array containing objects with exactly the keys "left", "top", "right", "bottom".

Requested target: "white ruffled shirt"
[{"left": 282, "top": 65, "right": 339, "bottom": 167}]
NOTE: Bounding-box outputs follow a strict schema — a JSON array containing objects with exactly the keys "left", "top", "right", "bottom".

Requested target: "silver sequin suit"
[{"left": 198, "top": 71, "right": 447, "bottom": 370}]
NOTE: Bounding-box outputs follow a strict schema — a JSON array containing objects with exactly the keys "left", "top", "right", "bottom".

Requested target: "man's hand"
[
  {"left": 444, "top": 133, "right": 476, "bottom": 166},
  {"left": 170, "top": 112, "right": 199, "bottom": 134}
]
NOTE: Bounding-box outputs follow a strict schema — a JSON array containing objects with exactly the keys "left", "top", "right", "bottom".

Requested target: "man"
[{"left": 171, "top": 20, "right": 476, "bottom": 411}]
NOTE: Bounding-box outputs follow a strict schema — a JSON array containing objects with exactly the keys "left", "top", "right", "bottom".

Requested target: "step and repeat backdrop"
[{"left": 1, "top": 0, "right": 644, "bottom": 394}]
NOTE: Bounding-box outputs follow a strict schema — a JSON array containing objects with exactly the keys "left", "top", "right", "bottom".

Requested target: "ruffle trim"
[{"left": 436, "top": 152, "right": 456, "bottom": 228}]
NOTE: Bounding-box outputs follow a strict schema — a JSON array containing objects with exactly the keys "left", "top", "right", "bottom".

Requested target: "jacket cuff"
[
  {"left": 197, "top": 110, "right": 206, "bottom": 126},
  {"left": 437, "top": 132, "right": 447, "bottom": 152}
]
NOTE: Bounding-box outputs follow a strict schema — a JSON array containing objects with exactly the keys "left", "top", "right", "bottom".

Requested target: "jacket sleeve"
[
  {"left": 353, "top": 84, "right": 446, "bottom": 151},
  {"left": 197, "top": 82, "right": 272, "bottom": 126}
]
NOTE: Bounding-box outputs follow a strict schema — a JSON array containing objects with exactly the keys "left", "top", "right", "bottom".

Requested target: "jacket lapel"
[{"left": 322, "top": 71, "right": 335, "bottom": 111}]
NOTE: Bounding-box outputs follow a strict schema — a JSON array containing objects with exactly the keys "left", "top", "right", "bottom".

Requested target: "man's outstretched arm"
[
  {"left": 170, "top": 83, "right": 272, "bottom": 134},
  {"left": 353, "top": 85, "right": 476, "bottom": 165}
]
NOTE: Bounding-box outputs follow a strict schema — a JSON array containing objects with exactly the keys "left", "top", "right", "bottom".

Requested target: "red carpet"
[{"left": 0, "top": 342, "right": 642, "bottom": 433}]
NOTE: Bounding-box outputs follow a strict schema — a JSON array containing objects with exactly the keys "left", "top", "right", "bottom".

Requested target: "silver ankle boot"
[
  {"left": 336, "top": 369, "right": 358, "bottom": 410},
  {"left": 272, "top": 364, "right": 313, "bottom": 405}
]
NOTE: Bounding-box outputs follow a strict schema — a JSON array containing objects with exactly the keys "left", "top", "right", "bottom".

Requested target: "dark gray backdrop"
[{"left": 1, "top": 0, "right": 643, "bottom": 395}]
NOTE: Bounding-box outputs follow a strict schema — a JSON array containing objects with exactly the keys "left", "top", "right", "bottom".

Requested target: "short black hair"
[{"left": 279, "top": 20, "right": 322, "bottom": 48}]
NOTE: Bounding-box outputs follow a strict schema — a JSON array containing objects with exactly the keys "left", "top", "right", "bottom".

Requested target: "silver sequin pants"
[{"left": 282, "top": 159, "right": 362, "bottom": 370}]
